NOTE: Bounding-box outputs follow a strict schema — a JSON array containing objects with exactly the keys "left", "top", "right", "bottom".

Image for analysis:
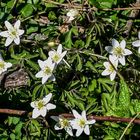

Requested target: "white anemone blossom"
[
  {"left": 51, "top": 116, "right": 73, "bottom": 136},
  {"left": 105, "top": 39, "right": 132, "bottom": 66},
  {"left": 0, "top": 20, "right": 24, "bottom": 46},
  {"left": 48, "top": 44, "right": 67, "bottom": 65},
  {"left": 0, "top": 55, "right": 12, "bottom": 75},
  {"left": 102, "top": 55, "right": 118, "bottom": 81},
  {"left": 35, "top": 58, "right": 55, "bottom": 84},
  {"left": 66, "top": 9, "right": 79, "bottom": 22},
  {"left": 30, "top": 93, "right": 56, "bottom": 118},
  {"left": 70, "top": 110, "right": 96, "bottom": 137},
  {"left": 132, "top": 31, "right": 140, "bottom": 53}
]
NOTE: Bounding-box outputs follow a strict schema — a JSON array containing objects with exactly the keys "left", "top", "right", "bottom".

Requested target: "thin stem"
[
  {"left": 79, "top": 51, "right": 108, "bottom": 60},
  {"left": 119, "top": 113, "right": 140, "bottom": 140},
  {"left": 63, "top": 59, "right": 71, "bottom": 69},
  {"left": 21, "top": 11, "right": 46, "bottom": 22}
]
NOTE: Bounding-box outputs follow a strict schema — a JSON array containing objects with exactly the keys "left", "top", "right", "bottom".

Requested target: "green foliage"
[{"left": 0, "top": 0, "right": 140, "bottom": 139}]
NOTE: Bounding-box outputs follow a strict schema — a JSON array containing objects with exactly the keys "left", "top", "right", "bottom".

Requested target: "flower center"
[
  {"left": 78, "top": 118, "right": 86, "bottom": 128},
  {"left": 9, "top": 28, "right": 18, "bottom": 38},
  {"left": 108, "top": 65, "right": 115, "bottom": 73},
  {"left": 60, "top": 118, "right": 69, "bottom": 128},
  {"left": 0, "top": 61, "right": 5, "bottom": 69},
  {"left": 44, "top": 66, "right": 52, "bottom": 75},
  {"left": 52, "top": 54, "right": 61, "bottom": 63},
  {"left": 113, "top": 47, "right": 124, "bottom": 57},
  {"left": 37, "top": 101, "right": 45, "bottom": 110}
]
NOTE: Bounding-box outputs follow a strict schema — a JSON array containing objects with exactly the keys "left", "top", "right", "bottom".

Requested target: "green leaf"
[
  {"left": 10, "top": 133, "right": 15, "bottom": 140},
  {"left": 118, "top": 79, "right": 130, "bottom": 108},
  {"left": 26, "top": 60, "right": 39, "bottom": 71},
  {"left": 21, "top": 4, "right": 34, "bottom": 17}
]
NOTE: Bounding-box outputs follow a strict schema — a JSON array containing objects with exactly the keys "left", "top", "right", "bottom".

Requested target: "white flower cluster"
[
  {"left": 52, "top": 110, "right": 96, "bottom": 137},
  {"left": 101, "top": 36, "right": 140, "bottom": 81},
  {"left": 35, "top": 44, "right": 67, "bottom": 84},
  {"left": 0, "top": 18, "right": 140, "bottom": 138}
]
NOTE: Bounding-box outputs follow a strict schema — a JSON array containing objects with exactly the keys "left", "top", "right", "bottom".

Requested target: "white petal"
[
  {"left": 5, "top": 62, "right": 12, "bottom": 68},
  {"left": 110, "top": 71, "right": 116, "bottom": 81},
  {"left": 102, "top": 69, "right": 111, "bottom": 76},
  {"left": 51, "top": 116, "right": 59, "bottom": 122},
  {"left": 138, "top": 32, "right": 140, "bottom": 39},
  {"left": 32, "top": 109, "right": 40, "bottom": 118},
  {"left": 46, "top": 103, "right": 56, "bottom": 110},
  {"left": 42, "top": 75, "right": 50, "bottom": 84},
  {"left": 68, "top": 16, "right": 75, "bottom": 21},
  {"left": 124, "top": 49, "right": 132, "bottom": 56},
  {"left": 0, "top": 31, "right": 9, "bottom": 37},
  {"left": 48, "top": 51, "right": 55, "bottom": 57},
  {"left": 72, "top": 110, "right": 81, "bottom": 119},
  {"left": 49, "top": 63, "right": 55, "bottom": 71},
  {"left": 81, "top": 111, "right": 87, "bottom": 120},
  {"left": 87, "top": 120, "right": 96, "bottom": 125},
  {"left": 57, "top": 44, "right": 62, "bottom": 54},
  {"left": 105, "top": 46, "right": 113, "bottom": 53},
  {"left": 14, "top": 37, "right": 20, "bottom": 45},
  {"left": 18, "top": 29, "right": 24, "bottom": 36},
  {"left": 109, "top": 55, "right": 118, "bottom": 65},
  {"left": 49, "top": 75, "right": 56, "bottom": 81},
  {"left": 40, "top": 107, "right": 47, "bottom": 117},
  {"left": 76, "top": 128, "right": 83, "bottom": 137},
  {"left": 103, "top": 62, "right": 109, "bottom": 68},
  {"left": 54, "top": 124, "right": 62, "bottom": 130},
  {"left": 35, "top": 71, "right": 44, "bottom": 78},
  {"left": 60, "top": 51, "right": 67, "bottom": 59},
  {"left": 30, "top": 101, "right": 36, "bottom": 108},
  {"left": 112, "top": 39, "right": 119, "bottom": 47},
  {"left": 120, "top": 40, "right": 126, "bottom": 49},
  {"left": 138, "top": 47, "right": 140, "bottom": 53},
  {"left": 14, "top": 20, "right": 21, "bottom": 29},
  {"left": 119, "top": 57, "right": 125, "bottom": 66},
  {"left": 43, "top": 93, "right": 52, "bottom": 104},
  {"left": 70, "top": 119, "right": 81, "bottom": 129},
  {"left": 84, "top": 125, "right": 90, "bottom": 135},
  {"left": 5, "top": 37, "right": 13, "bottom": 46},
  {"left": 38, "top": 60, "right": 46, "bottom": 69},
  {"left": 45, "top": 58, "right": 54, "bottom": 68},
  {"left": 65, "top": 127, "right": 73, "bottom": 136},
  {"left": 132, "top": 40, "right": 140, "bottom": 47},
  {"left": 5, "top": 21, "right": 13, "bottom": 30}
]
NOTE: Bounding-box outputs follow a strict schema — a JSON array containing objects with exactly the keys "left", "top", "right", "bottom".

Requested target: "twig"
[
  {"left": 0, "top": 109, "right": 140, "bottom": 124},
  {"left": 0, "top": 109, "right": 27, "bottom": 115},
  {"left": 45, "top": 0, "right": 140, "bottom": 11}
]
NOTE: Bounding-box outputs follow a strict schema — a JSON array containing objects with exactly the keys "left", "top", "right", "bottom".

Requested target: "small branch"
[
  {"left": 0, "top": 109, "right": 140, "bottom": 124},
  {"left": 0, "top": 109, "right": 27, "bottom": 115},
  {"left": 45, "top": 0, "right": 140, "bottom": 11},
  {"left": 61, "top": 113, "right": 140, "bottom": 124}
]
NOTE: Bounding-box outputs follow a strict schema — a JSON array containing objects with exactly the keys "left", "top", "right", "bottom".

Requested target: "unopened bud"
[{"left": 48, "top": 42, "right": 55, "bottom": 47}]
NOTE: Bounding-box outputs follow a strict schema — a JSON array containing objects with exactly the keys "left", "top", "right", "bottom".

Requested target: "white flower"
[
  {"left": 35, "top": 58, "right": 55, "bottom": 84},
  {"left": 51, "top": 116, "right": 73, "bottom": 136},
  {"left": 30, "top": 93, "right": 56, "bottom": 118},
  {"left": 0, "top": 20, "right": 24, "bottom": 46},
  {"left": 0, "top": 56, "right": 12, "bottom": 75},
  {"left": 70, "top": 110, "right": 96, "bottom": 137},
  {"left": 66, "top": 9, "right": 79, "bottom": 22},
  {"left": 132, "top": 31, "right": 140, "bottom": 53},
  {"left": 48, "top": 44, "right": 67, "bottom": 65},
  {"left": 102, "top": 55, "right": 118, "bottom": 81},
  {"left": 105, "top": 39, "right": 132, "bottom": 65}
]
